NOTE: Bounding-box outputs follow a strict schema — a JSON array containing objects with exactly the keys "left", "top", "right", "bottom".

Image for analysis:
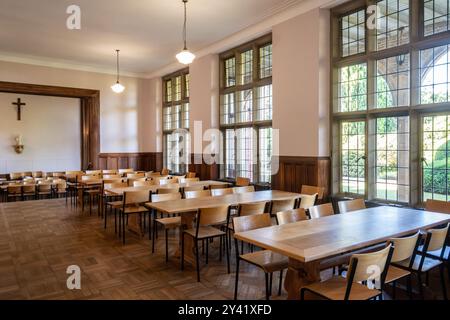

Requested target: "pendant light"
[
  {"left": 176, "top": 0, "right": 195, "bottom": 65},
  {"left": 111, "top": 49, "right": 125, "bottom": 93}
]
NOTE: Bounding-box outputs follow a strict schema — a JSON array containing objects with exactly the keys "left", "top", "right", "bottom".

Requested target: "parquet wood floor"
[{"left": 0, "top": 199, "right": 448, "bottom": 300}]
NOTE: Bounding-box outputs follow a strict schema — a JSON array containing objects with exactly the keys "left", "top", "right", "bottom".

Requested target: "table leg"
[
  {"left": 175, "top": 211, "right": 197, "bottom": 267},
  {"left": 284, "top": 258, "right": 321, "bottom": 300}
]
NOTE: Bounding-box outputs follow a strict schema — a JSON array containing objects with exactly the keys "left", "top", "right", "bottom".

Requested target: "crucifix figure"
[{"left": 12, "top": 98, "right": 26, "bottom": 121}]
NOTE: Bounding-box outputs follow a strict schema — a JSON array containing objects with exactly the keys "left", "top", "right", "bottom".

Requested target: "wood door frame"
[{"left": 0, "top": 81, "right": 100, "bottom": 170}]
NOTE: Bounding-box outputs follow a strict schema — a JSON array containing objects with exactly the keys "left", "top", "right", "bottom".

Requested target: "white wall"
[
  {"left": 0, "top": 92, "right": 81, "bottom": 173},
  {"left": 0, "top": 60, "right": 154, "bottom": 154}
]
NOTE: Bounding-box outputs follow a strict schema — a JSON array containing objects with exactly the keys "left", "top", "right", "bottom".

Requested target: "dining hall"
[{"left": 0, "top": 0, "right": 450, "bottom": 303}]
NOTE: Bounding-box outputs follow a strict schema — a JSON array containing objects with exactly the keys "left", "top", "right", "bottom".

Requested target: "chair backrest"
[
  {"left": 298, "top": 193, "right": 318, "bottom": 209},
  {"left": 181, "top": 177, "right": 200, "bottom": 183},
  {"left": 127, "top": 173, "right": 145, "bottom": 179},
  {"left": 309, "top": 203, "right": 335, "bottom": 219},
  {"left": 81, "top": 175, "right": 98, "bottom": 181},
  {"left": 103, "top": 178, "right": 124, "bottom": 184},
  {"left": 210, "top": 184, "right": 228, "bottom": 190},
  {"left": 160, "top": 178, "right": 177, "bottom": 185},
  {"left": 22, "top": 184, "right": 36, "bottom": 193},
  {"left": 32, "top": 171, "right": 43, "bottom": 178},
  {"left": 151, "top": 193, "right": 182, "bottom": 203},
  {"left": 133, "top": 180, "right": 154, "bottom": 187},
  {"left": 102, "top": 170, "right": 118, "bottom": 175},
  {"left": 127, "top": 177, "right": 146, "bottom": 186},
  {"left": 236, "top": 177, "right": 250, "bottom": 187},
  {"left": 161, "top": 168, "right": 170, "bottom": 176},
  {"left": 211, "top": 188, "right": 233, "bottom": 197},
  {"left": 425, "top": 199, "right": 450, "bottom": 214},
  {"left": 301, "top": 185, "right": 325, "bottom": 200},
  {"left": 119, "top": 169, "right": 134, "bottom": 175},
  {"left": 185, "top": 190, "right": 211, "bottom": 199},
  {"left": 153, "top": 176, "right": 169, "bottom": 185},
  {"left": 238, "top": 202, "right": 267, "bottom": 217},
  {"left": 157, "top": 186, "right": 180, "bottom": 194},
  {"left": 424, "top": 223, "right": 450, "bottom": 252},
  {"left": 10, "top": 172, "right": 22, "bottom": 180},
  {"left": 7, "top": 185, "right": 22, "bottom": 194},
  {"left": 38, "top": 183, "right": 52, "bottom": 191},
  {"left": 123, "top": 190, "right": 150, "bottom": 205},
  {"left": 233, "top": 213, "right": 272, "bottom": 233},
  {"left": 347, "top": 244, "right": 393, "bottom": 286},
  {"left": 104, "top": 182, "right": 128, "bottom": 190},
  {"left": 56, "top": 181, "right": 67, "bottom": 190},
  {"left": 389, "top": 232, "right": 421, "bottom": 263},
  {"left": 338, "top": 198, "right": 366, "bottom": 213},
  {"left": 22, "top": 172, "right": 32, "bottom": 178},
  {"left": 233, "top": 186, "right": 255, "bottom": 194},
  {"left": 103, "top": 174, "right": 121, "bottom": 179},
  {"left": 147, "top": 171, "right": 161, "bottom": 177},
  {"left": 270, "top": 198, "right": 296, "bottom": 215},
  {"left": 186, "top": 172, "right": 196, "bottom": 178},
  {"left": 85, "top": 170, "right": 101, "bottom": 176},
  {"left": 197, "top": 205, "right": 229, "bottom": 227},
  {"left": 276, "top": 208, "right": 308, "bottom": 225},
  {"left": 184, "top": 185, "right": 205, "bottom": 192}
]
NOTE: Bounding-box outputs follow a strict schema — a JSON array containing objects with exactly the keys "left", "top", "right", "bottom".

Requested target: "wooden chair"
[
  {"left": 186, "top": 172, "right": 196, "bottom": 178},
  {"left": 301, "top": 244, "right": 394, "bottom": 300},
  {"left": 102, "top": 170, "right": 118, "bottom": 175},
  {"left": 9, "top": 172, "right": 22, "bottom": 181},
  {"left": 236, "top": 177, "right": 250, "bottom": 187},
  {"left": 269, "top": 198, "right": 296, "bottom": 217},
  {"left": 150, "top": 193, "right": 183, "bottom": 261},
  {"left": 301, "top": 185, "right": 325, "bottom": 201},
  {"left": 233, "top": 186, "right": 255, "bottom": 194},
  {"left": 32, "top": 171, "right": 43, "bottom": 178},
  {"left": 182, "top": 205, "right": 230, "bottom": 282},
  {"left": 385, "top": 232, "right": 421, "bottom": 300},
  {"left": 309, "top": 203, "right": 335, "bottom": 219},
  {"left": 184, "top": 190, "right": 211, "bottom": 199},
  {"left": 104, "top": 182, "right": 128, "bottom": 232},
  {"left": 157, "top": 186, "right": 180, "bottom": 194},
  {"left": 161, "top": 168, "right": 170, "bottom": 176},
  {"left": 298, "top": 193, "right": 318, "bottom": 209},
  {"left": 118, "top": 168, "right": 134, "bottom": 177},
  {"left": 103, "top": 174, "right": 121, "bottom": 179},
  {"left": 7, "top": 185, "right": 22, "bottom": 202},
  {"left": 338, "top": 198, "right": 366, "bottom": 213},
  {"left": 181, "top": 177, "right": 200, "bottom": 183},
  {"left": 276, "top": 208, "right": 308, "bottom": 225},
  {"left": 54, "top": 181, "right": 68, "bottom": 203},
  {"left": 127, "top": 173, "right": 145, "bottom": 179},
  {"left": 133, "top": 180, "right": 154, "bottom": 187},
  {"left": 127, "top": 177, "right": 146, "bottom": 186},
  {"left": 82, "top": 176, "right": 102, "bottom": 215},
  {"left": 394, "top": 224, "right": 449, "bottom": 300},
  {"left": 233, "top": 213, "right": 288, "bottom": 300},
  {"left": 37, "top": 183, "right": 52, "bottom": 199},
  {"left": 211, "top": 188, "right": 233, "bottom": 197},
  {"left": 119, "top": 190, "right": 151, "bottom": 244},
  {"left": 160, "top": 178, "right": 178, "bottom": 185},
  {"left": 184, "top": 185, "right": 205, "bottom": 192}
]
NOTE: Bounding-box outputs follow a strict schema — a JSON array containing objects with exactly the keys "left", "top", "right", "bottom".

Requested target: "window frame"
[
  {"left": 331, "top": 0, "right": 450, "bottom": 207},
  {"left": 219, "top": 34, "right": 273, "bottom": 184}
]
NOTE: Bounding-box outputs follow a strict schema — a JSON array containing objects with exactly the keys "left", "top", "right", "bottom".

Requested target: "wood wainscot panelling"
[
  {"left": 272, "top": 156, "right": 331, "bottom": 197},
  {"left": 98, "top": 153, "right": 162, "bottom": 172},
  {"left": 188, "top": 154, "right": 219, "bottom": 181}
]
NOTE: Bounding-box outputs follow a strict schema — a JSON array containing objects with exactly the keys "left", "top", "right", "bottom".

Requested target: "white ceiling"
[{"left": 0, "top": 0, "right": 304, "bottom": 76}]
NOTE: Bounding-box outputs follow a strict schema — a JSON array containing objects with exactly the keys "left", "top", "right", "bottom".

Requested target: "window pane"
[
  {"left": 259, "top": 44, "right": 272, "bottom": 79},
  {"left": 420, "top": 44, "right": 450, "bottom": 104},
  {"left": 220, "top": 93, "right": 235, "bottom": 125},
  {"left": 240, "top": 50, "right": 253, "bottom": 85},
  {"left": 256, "top": 85, "right": 272, "bottom": 121},
  {"left": 225, "top": 129, "right": 236, "bottom": 178},
  {"left": 338, "top": 63, "right": 367, "bottom": 112},
  {"left": 237, "top": 90, "right": 253, "bottom": 123},
  {"left": 340, "top": 9, "right": 366, "bottom": 57},
  {"left": 422, "top": 114, "right": 450, "bottom": 201},
  {"left": 182, "top": 103, "right": 189, "bottom": 129},
  {"left": 376, "top": 116, "right": 410, "bottom": 202},
  {"left": 376, "top": 0, "right": 410, "bottom": 50},
  {"left": 225, "top": 57, "right": 236, "bottom": 87},
  {"left": 424, "top": 0, "right": 450, "bottom": 36},
  {"left": 185, "top": 74, "right": 190, "bottom": 98},
  {"left": 165, "top": 80, "right": 172, "bottom": 102},
  {"left": 375, "top": 54, "right": 410, "bottom": 108},
  {"left": 341, "top": 121, "right": 366, "bottom": 195},
  {"left": 259, "top": 128, "right": 272, "bottom": 183},
  {"left": 174, "top": 76, "right": 182, "bottom": 101},
  {"left": 236, "top": 127, "right": 256, "bottom": 182}
]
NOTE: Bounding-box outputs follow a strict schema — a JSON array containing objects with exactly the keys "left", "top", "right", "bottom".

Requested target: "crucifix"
[{"left": 12, "top": 98, "right": 26, "bottom": 121}]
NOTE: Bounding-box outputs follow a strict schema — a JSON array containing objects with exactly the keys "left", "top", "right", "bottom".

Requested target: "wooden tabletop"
[
  {"left": 105, "top": 180, "right": 230, "bottom": 196},
  {"left": 234, "top": 206, "right": 450, "bottom": 263},
  {"left": 145, "top": 190, "right": 303, "bottom": 214}
]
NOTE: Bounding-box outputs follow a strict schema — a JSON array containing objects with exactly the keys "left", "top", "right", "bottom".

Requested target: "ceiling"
[{"left": 0, "top": 0, "right": 304, "bottom": 76}]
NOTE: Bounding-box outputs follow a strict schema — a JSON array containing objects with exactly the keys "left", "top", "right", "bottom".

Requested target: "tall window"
[
  {"left": 163, "top": 69, "right": 190, "bottom": 174},
  {"left": 219, "top": 35, "right": 272, "bottom": 183},
  {"left": 332, "top": 0, "right": 450, "bottom": 206}
]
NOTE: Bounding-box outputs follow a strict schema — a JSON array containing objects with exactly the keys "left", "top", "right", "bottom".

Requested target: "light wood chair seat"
[
  {"left": 154, "top": 216, "right": 181, "bottom": 229},
  {"left": 184, "top": 226, "right": 226, "bottom": 239},
  {"left": 122, "top": 205, "right": 149, "bottom": 215},
  {"left": 240, "top": 250, "right": 288, "bottom": 273},
  {"left": 385, "top": 265, "right": 411, "bottom": 284},
  {"left": 107, "top": 200, "right": 124, "bottom": 208},
  {"left": 394, "top": 254, "right": 442, "bottom": 272},
  {"left": 302, "top": 276, "right": 381, "bottom": 300}
]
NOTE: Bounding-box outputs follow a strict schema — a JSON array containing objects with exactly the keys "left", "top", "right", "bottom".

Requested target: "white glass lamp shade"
[
  {"left": 176, "top": 49, "right": 196, "bottom": 65},
  {"left": 111, "top": 81, "right": 125, "bottom": 93}
]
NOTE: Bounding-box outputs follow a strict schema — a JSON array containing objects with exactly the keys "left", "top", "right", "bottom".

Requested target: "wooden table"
[
  {"left": 234, "top": 206, "right": 450, "bottom": 300},
  {"left": 145, "top": 190, "right": 303, "bottom": 266}
]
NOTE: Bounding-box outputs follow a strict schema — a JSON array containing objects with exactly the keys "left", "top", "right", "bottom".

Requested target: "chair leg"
[
  {"left": 439, "top": 264, "right": 448, "bottom": 300},
  {"left": 122, "top": 213, "right": 126, "bottom": 245},
  {"left": 265, "top": 273, "right": 270, "bottom": 300},
  {"left": 205, "top": 239, "right": 209, "bottom": 265},
  {"left": 269, "top": 273, "right": 273, "bottom": 297},
  {"left": 114, "top": 209, "right": 117, "bottom": 234},
  {"left": 392, "top": 280, "right": 397, "bottom": 300},
  {"left": 152, "top": 220, "right": 157, "bottom": 254},
  {"left": 234, "top": 258, "right": 240, "bottom": 300},
  {"left": 278, "top": 270, "right": 283, "bottom": 296},
  {"left": 104, "top": 206, "right": 108, "bottom": 229},
  {"left": 195, "top": 239, "right": 200, "bottom": 282},
  {"left": 417, "top": 273, "right": 424, "bottom": 300},
  {"left": 165, "top": 228, "right": 169, "bottom": 263},
  {"left": 225, "top": 235, "right": 230, "bottom": 274},
  {"left": 407, "top": 274, "right": 413, "bottom": 300}
]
